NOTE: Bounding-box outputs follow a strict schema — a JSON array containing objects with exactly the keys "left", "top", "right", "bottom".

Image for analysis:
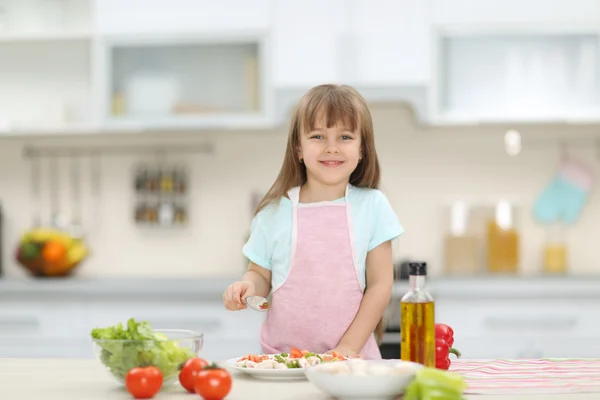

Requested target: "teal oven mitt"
[
  {"left": 557, "top": 159, "right": 594, "bottom": 224},
  {"left": 533, "top": 177, "right": 564, "bottom": 224},
  {"left": 534, "top": 159, "right": 594, "bottom": 225}
]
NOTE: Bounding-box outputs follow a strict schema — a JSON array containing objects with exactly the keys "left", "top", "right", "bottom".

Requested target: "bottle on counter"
[{"left": 400, "top": 262, "right": 435, "bottom": 367}]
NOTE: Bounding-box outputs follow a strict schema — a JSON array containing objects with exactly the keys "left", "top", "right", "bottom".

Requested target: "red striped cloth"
[{"left": 449, "top": 358, "right": 600, "bottom": 394}]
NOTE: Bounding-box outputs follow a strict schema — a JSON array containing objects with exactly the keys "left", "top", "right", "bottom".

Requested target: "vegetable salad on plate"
[{"left": 236, "top": 347, "right": 347, "bottom": 369}]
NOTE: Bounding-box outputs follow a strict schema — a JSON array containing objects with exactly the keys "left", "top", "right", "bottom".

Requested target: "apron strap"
[{"left": 287, "top": 186, "right": 301, "bottom": 205}]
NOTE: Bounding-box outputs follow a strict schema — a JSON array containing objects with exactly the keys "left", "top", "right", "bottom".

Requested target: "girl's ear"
[{"left": 296, "top": 145, "right": 303, "bottom": 162}]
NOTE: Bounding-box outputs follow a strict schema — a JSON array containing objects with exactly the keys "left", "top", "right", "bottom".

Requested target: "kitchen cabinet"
[
  {"left": 2, "top": 277, "right": 600, "bottom": 360},
  {"left": 0, "top": 279, "right": 264, "bottom": 361},
  {"left": 271, "top": 0, "right": 341, "bottom": 87},
  {"left": 2, "top": 0, "right": 600, "bottom": 137},
  {"left": 272, "top": 0, "right": 430, "bottom": 88},
  {"left": 98, "top": 32, "right": 273, "bottom": 130},
  {"left": 0, "top": 0, "right": 274, "bottom": 136},
  {"left": 350, "top": 0, "right": 430, "bottom": 86},
  {"left": 429, "top": 29, "right": 600, "bottom": 124},
  {"left": 427, "top": 0, "right": 600, "bottom": 124},
  {"left": 93, "top": 0, "right": 271, "bottom": 35},
  {"left": 0, "top": 38, "right": 92, "bottom": 135},
  {"left": 431, "top": 0, "right": 600, "bottom": 24},
  {"left": 435, "top": 297, "right": 600, "bottom": 359}
]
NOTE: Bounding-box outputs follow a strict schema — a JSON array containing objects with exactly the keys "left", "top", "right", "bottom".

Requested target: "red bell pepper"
[{"left": 435, "top": 323, "right": 461, "bottom": 370}]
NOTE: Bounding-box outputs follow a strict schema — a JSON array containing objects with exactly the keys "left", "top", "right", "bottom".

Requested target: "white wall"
[{"left": 1, "top": 103, "right": 599, "bottom": 278}]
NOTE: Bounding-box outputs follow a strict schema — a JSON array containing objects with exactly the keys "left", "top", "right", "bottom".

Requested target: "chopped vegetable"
[
  {"left": 404, "top": 367, "right": 467, "bottom": 400},
  {"left": 258, "top": 301, "right": 269, "bottom": 310},
  {"left": 435, "top": 323, "right": 461, "bottom": 370},
  {"left": 235, "top": 347, "right": 345, "bottom": 369},
  {"left": 290, "top": 347, "right": 304, "bottom": 358},
  {"left": 91, "top": 318, "right": 196, "bottom": 381}
]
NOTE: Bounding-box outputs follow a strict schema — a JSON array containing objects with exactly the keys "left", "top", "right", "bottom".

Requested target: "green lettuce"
[{"left": 91, "top": 318, "right": 195, "bottom": 381}]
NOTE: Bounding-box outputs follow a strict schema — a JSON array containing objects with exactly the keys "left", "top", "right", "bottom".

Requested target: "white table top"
[{"left": 0, "top": 358, "right": 597, "bottom": 400}]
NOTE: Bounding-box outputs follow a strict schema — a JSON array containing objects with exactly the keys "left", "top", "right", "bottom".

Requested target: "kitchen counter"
[
  {"left": 0, "top": 358, "right": 597, "bottom": 400},
  {"left": 2, "top": 275, "right": 600, "bottom": 300}
]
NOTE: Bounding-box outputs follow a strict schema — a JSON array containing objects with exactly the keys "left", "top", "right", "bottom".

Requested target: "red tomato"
[
  {"left": 125, "top": 366, "right": 163, "bottom": 399},
  {"left": 179, "top": 357, "right": 209, "bottom": 393},
  {"left": 289, "top": 347, "right": 304, "bottom": 358},
  {"left": 194, "top": 366, "right": 232, "bottom": 400}
]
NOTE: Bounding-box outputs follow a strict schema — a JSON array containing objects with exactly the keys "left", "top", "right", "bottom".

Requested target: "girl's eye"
[
  {"left": 310, "top": 135, "right": 323, "bottom": 140},
  {"left": 341, "top": 135, "right": 353, "bottom": 140}
]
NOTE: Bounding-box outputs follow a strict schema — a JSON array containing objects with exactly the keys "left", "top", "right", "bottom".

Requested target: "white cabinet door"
[
  {"left": 436, "top": 297, "right": 600, "bottom": 359},
  {"left": 0, "top": 338, "right": 92, "bottom": 359},
  {"left": 351, "top": 0, "right": 430, "bottom": 85},
  {"left": 0, "top": 301, "right": 85, "bottom": 339},
  {"left": 94, "top": 0, "right": 271, "bottom": 35},
  {"left": 272, "top": 0, "right": 341, "bottom": 87},
  {"left": 431, "top": 0, "right": 600, "bottom": 24}
]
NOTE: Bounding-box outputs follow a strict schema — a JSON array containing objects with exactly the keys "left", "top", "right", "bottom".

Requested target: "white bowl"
[{"left": 304, "top": 359, "right": 422, "bottom": 400}]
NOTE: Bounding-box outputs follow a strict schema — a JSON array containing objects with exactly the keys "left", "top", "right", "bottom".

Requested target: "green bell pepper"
[{"left": 404, "top": 367, "right": 467, "bottom": 400}]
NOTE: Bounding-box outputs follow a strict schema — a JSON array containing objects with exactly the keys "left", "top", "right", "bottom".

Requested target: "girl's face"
[{"left": 297, "top": 118, "right": 362, "bottom": 188}]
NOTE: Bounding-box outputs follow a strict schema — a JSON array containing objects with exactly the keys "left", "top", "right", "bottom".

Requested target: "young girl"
[{"left": 223, "top": 84, "right": 403, "bottom": 359}]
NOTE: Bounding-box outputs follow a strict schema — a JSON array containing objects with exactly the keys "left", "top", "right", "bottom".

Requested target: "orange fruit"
[
  {"left": 44, "top": 260, "right": 72, "bottom": 276},
  {"left": 42, "top": 240, "right": 66, "bottom": 264}
]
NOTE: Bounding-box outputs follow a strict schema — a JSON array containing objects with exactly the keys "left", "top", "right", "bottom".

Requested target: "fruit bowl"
[
  {"left": 92, "top": 328, "right": 204, "bottom": 385},
  {"left": 15, "top": 227, "right": 89, "bottom": 277}
]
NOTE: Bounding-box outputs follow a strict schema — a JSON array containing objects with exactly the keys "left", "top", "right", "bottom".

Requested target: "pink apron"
[{"left": 260, "top": 185, "right": 381, "bottom": 359}]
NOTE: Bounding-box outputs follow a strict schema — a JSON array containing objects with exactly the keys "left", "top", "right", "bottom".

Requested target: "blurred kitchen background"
[{"left": 0, "top": 0, "right": 599, "bottom": 362}]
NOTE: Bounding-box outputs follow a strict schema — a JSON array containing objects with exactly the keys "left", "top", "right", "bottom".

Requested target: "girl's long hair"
[{"left": 255, "top": 84, "right": 381, "bottom": 215}]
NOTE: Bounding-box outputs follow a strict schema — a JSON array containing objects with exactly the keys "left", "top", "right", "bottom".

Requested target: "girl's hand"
[
  {"left": 223, "top": 281, "right": 256, "bottom": 311},
  {"left": 327, "top": 346, "right": 362, "bottom": 359}
]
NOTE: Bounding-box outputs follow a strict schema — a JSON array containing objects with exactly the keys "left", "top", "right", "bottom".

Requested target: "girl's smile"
[{"left": 319, "top": 160, "right": 345, "bottom": 168}]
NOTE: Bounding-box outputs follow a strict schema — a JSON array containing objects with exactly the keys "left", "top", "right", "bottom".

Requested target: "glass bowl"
[{"left": 92, "top": 329, "right": 203, "bottom": 384}]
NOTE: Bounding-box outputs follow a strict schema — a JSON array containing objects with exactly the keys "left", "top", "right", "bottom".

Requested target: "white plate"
[{"left": 225, "top": 355, "right": 314, "bottom": 380}]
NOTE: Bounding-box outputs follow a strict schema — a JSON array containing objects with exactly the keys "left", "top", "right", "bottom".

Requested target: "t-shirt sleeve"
[
  {"left": 368, "top": 190, "right": 404, "bottom": 252},
  {"left": 242, "top": 210, "right": 272, "bottom": 270}
]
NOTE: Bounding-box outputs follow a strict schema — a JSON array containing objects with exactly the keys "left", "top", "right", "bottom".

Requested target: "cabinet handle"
[
  {"left": 0, "top": 317, "right": 40, "bottom": 334},
  {"left": 484, "top": 316, "right": 576, "bottom": 331}
]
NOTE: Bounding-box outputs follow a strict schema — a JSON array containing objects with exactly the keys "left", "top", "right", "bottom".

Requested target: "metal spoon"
[{"left": 245, "top": 296, "right": 270, "bottom": 312}]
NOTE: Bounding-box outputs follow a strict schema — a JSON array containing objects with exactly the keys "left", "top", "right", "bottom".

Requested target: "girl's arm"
[
  {"left": 335, "top": 240, "right": 394, "bottom": 355},
  {"left": 243, "top": 262, "right": 272, "bottom": 298}
]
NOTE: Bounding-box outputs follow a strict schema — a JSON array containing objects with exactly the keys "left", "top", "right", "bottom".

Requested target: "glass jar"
[
  {"left": 542, "top": 223, "right": 567, "bottom": 274},
  {"left": 442, "top": 201, "right": 483, "bottom": 275},
  {"left": 486, "top": 200, "right": 520, "bottom": 274}
]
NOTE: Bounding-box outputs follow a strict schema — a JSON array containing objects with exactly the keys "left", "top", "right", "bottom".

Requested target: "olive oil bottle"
[{"left": 400, "top": 262, "right": 435, "bottom": 367}]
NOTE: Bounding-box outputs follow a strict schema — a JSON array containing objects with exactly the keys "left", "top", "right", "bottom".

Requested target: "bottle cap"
[{"left": 408, "top": 262, "right": 427, "bottom": 276}]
